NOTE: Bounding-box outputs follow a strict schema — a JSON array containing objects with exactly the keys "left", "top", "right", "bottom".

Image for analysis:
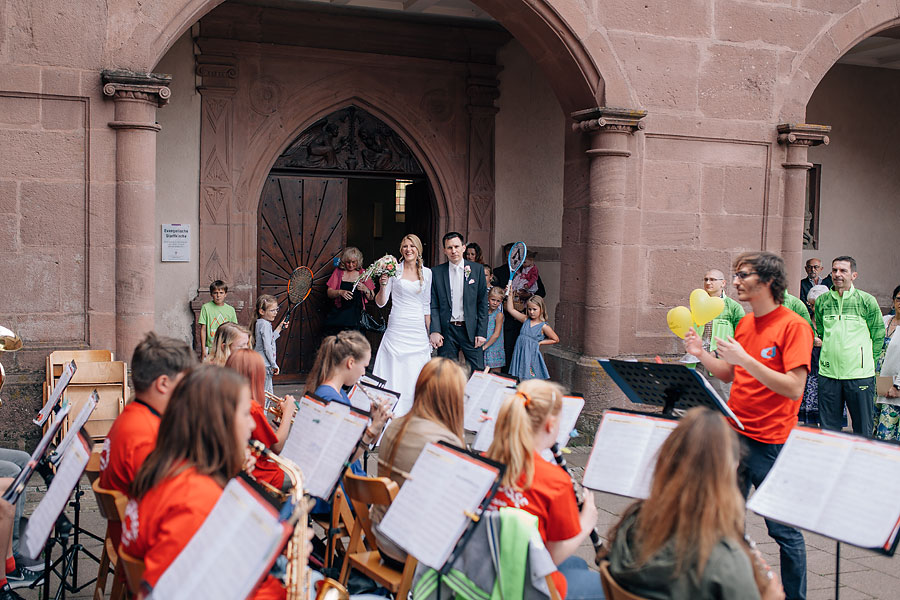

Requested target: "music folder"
[
  {"left": 3, "top": 403, "right": 72, "bottom": 504},
  {"left": 539, "top": 395, "right": 585, "bottom": 462},
  {"left": 348, "top": 381, "right": 400, "bottom": 413},
  {"left": 463, "top": 371, "right": 517, "bottom": 433},
  {"left": 379, "top": 442, "right": 504, "bottom": 571},
  {"left": 582, "top": 410, "right": 678, "bottom": 500},
  {"left": 598, "top": 358, "right": 744, "bottom": 429},
  {"left": 473, "top": 394, "right": 585, "bottom": 456},
  {"left": 22, "top": 432, "right": 92, "bottom": 559},
  {"left": 149, "top": 476, "right": 293, "bottom": 600},
  {"left": 51, "top": 390, "right": 98, "bottom": 464},
  {"left": 34, "top": 359, "right": 77, "bottom": 426},
  {"left": 279, "top": 393, "right": 369, "bottom": 499},
  {"left": 747, "top": 427, "right": 900, "bottom": 555}
]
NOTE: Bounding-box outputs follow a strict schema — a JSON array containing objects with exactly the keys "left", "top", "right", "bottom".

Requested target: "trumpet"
[
  {"left": 248, "top": 441, "right": 348, "bottom": 600},
  {"left": 266, "top": 391, "right": 299, "bottom": 424}
]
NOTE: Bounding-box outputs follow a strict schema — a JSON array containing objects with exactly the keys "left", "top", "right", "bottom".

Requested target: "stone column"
[
  {"left": 465, "top": 64, "right": 500, "bottom": 257},
  {"left": 777, "top": 123, "right": 830, "bottom": 288},
  {"left": 102, "top": 70, "right": 171, "bottom": 360},
  {"left": 571, "top": 107, "right": 646, "bottom": 357}
]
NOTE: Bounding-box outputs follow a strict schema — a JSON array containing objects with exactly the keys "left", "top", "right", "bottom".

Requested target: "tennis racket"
[
  {"left": 507, "top": 241, "right": 527, "bottom": 279},
  {"left": 282, "top": 265, "right": 313, "bottom": 324}
]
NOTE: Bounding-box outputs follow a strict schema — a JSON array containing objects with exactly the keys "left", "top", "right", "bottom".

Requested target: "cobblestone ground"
[{"left": 15, "top": 448, "right": 899, "bottom": 599}]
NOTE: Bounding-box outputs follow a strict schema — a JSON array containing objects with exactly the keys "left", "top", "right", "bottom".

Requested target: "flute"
[{"left": 550, "top": 442, "right": 604, "bottom": 565}]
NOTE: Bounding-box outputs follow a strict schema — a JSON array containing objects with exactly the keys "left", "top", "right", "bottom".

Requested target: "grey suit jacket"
[{"left": 429, "top": 259, "right": 488, "bottom": 342}]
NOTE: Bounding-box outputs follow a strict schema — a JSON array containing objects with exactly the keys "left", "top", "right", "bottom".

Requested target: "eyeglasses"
[
  {"left": 733, "top": 272, "right": 758, "bottom": 280},
  {"left": 703, "top": 278, "right": 724, "bottom": 282},
  {"left": 806, "top": 265, "right": 822, "bottom": 270}
]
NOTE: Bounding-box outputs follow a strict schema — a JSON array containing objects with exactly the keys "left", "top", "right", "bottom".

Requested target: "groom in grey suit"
[{"left": 429, "top": 232, "right": 489, "bottom": 371}]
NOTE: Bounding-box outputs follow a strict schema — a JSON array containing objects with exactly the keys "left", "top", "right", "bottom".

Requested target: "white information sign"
[{"left": 161, "top": 224, "right": 191, "bottom": 262}]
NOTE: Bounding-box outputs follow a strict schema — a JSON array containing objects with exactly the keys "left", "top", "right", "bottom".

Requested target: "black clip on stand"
[
  {"left": 30, "top": 456, "right": 102, "bottom": 600},
  {"left": 598, "top": 359, "right": 743, "bottom": 428}
]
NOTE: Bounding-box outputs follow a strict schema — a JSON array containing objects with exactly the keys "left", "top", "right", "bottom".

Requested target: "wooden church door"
[{"left": 257, "top": 176, "right": 346, "bottom": 375}]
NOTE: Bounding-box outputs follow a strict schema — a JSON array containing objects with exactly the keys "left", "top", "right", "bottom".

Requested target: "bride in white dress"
[{"left": 373, "top": 234, "right": 432, "bottom": 416}]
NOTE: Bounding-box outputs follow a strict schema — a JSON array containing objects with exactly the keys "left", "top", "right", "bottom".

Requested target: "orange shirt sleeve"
[
  {"left": 250, "top": 402, "right": 278, "bottom": 447},
  {"left": 781, "top": 316, "right": 814, "bottom": 374}
]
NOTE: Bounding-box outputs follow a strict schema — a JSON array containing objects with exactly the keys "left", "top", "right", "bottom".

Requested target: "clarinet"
[{"left": 550, "top": 443, "right": 604, "bottom": 565}]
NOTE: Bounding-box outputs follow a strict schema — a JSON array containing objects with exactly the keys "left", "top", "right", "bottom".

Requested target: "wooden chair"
[
  {"left": 338, "top": 472, "right": 417, "bottom": 598},
  {"left": 92, "top": 479, "right": 129, "bottom": 600},
  {"left": 116, "top": 547, "right": 145, "bottom": 597},
  {"left": 59, "top": 361, "right": 128, "bottom": 441},
  {"left": 599, "top": 560, "right": 649, "bottom": 600},
  {"left": 44, "top": 350, "right": 115, "bottom": 403},
  {"left": 84, "top": 447, "right": 103, "bottom": 485},
  {"left": 319, "top": 485, "right": 356, "bottom": 569}
]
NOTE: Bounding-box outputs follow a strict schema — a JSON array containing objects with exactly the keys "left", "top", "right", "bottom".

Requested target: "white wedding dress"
[{"left": 372, "top": 263, "right": 433, "bottom": 416}]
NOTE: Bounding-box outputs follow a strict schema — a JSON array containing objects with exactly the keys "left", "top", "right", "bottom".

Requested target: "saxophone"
[{"left": 249, "top": 441, "right": 348, "bottom": 600}]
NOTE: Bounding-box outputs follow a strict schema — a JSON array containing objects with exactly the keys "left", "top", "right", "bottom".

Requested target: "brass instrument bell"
[{"left": 0, "top": 325, "right": 22, "bottom": 407}]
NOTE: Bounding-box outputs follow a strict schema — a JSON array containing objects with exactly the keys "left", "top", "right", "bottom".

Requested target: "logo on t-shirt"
[{"left": 761, "top": 346, "right": 777, "bottom": 359}]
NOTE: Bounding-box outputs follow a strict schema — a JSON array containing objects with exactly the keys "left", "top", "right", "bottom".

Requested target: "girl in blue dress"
[
  {"left": 505, "top": 286, "right": 559, "bottom": 380},
  {"left": 483, "top": 287, "right": 506, "bottom": 372}
]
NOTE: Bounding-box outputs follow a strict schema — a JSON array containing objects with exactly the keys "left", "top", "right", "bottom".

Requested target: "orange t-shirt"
[
  {"left": 120, "top": 467, "right": 286, "bottom": 600},
  {"left": 728, "top": 305, "right": 813, "bottom": 444},
  {"left": 99, "top": 399, "right": 161, "bottom": 548},
  {"left": 488, "top": 452, "right": 581, "bottom": 598},
  {"left": 250, "top": 401, "right": 285, "bottom": 490}
]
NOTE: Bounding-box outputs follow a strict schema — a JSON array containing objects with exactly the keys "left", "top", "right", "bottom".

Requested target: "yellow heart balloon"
[
  {"left": 666, "top": 306, "right": 693, "bottom": 339},
  {"left": 690, "top": 288, "right": 725, "bottom": 327}
]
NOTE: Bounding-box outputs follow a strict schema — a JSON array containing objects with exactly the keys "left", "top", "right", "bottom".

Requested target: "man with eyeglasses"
[
  {"left": 799, "top": 258, "right": 832, "bottom": 308},
  {"left": 814, "top": 256, "right": 884, "bottom": 438},
  {"left": 684, "top": 252, "right": 812, "bottom": 600}
]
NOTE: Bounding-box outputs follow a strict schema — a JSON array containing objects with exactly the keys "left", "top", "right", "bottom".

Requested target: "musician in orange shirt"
[
  {"left": 120, "top": 365, "right": 284, "bottom": 600},
  {"left": 98, "top": 332, "right": 195, "bottom": 548},
  {"left": 225, "top": 349, "right": 297, "bottom": 492}
]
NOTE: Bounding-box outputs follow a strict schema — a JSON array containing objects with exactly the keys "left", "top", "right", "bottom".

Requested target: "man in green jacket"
[
  {"left": 815, "top": 256, "right": 885, "bottom": 438},
  {"left": 688, "top": 270, "right": 745, "bottom": 398}
]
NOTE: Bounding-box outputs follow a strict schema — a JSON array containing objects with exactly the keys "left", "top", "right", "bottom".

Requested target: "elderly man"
[{"left": 799, "top": 258, "right": 832, "bottom": 307}]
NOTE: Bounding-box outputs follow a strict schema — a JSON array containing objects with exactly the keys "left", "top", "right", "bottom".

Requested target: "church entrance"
[{"left": 257, "top": 105, "right": 435, "bottom": 377}]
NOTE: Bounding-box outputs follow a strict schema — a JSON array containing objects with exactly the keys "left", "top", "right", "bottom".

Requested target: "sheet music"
[
  {"left": 748, "top": 428, "right": 900, "bottom": 550},
  {"left": 280, "top": 396, "right": 368, "bottom": 498},
  {"left": 540, "top": 396, "right": 585, "bottom": 462},
  {"left": 471, "top": 390, "right": 506, "bottom": 452},
  {"left": 463, "top": 372, "right": 516, "bottom": 432},
  {"left": 149, "top": 478, "right": 291, "bottom": 600},
  {"left": 2, "top": 403, "right": 71, "bottom": 504},
  {"left": 34, "top": 360, "right": 77, "bottom": 426},
  {"left": 22, "top": 435, "right": 90, "bottom": 559},
  {"left": 379, "top": 443, "right": 499, "bottom": 570},
  {"left": 348, "top": 383, "right": 400, "bottom": 413},
  {"left": 582, "top": 411, "right": 677, "bottom": 499},
  {"left": 52, "top": 390, "right": 98, "bottom": 464}
]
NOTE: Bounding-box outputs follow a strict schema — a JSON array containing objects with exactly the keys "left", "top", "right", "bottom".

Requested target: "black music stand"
[{"left": 598, "top": 359, "right": 743, "bottom": 429}]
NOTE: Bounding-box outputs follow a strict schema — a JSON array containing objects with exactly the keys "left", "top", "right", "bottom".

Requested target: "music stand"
[{"left": 598, "top": 359, "right": 743, "bottom": 429}]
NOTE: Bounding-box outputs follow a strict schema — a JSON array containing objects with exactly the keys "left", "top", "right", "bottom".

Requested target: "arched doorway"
[{"left": 257, "top": 105, "right": 435, "bottom": 376}]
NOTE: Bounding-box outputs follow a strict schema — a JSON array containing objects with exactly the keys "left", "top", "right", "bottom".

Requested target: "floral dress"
[
  {"left": 874, "top": 315, "right": 899, "bottom": 440},
  {"left": 483, "top": 306, "right": 505, "bottom": 368}
]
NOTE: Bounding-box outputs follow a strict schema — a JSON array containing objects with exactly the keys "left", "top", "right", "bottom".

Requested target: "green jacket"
[
  {"left": 783, "top": 292, "right": 813, "bottom": 330},
  {"left": 691, "top": 295, "right": 745, "bottom": 354},
  {"left": 815, "top": 285, "right": 885, "bottom": 380}
]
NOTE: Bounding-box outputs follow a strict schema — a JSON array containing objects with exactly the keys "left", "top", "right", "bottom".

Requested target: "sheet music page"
[
  {"left": 306, "top": 404, "right": 368, "bottom": 498},
  {"left": 22, "top": 436, "right": 90, "bottom": 559},
  {"left": 359, "top": 384, "right": 400, "bottom": 413},
  {"left": 53, "top": 391, "right": 98, "bottom": 463},
  {"left": 540, "top": 396, "right": 585, "bottom": 462},
  {"left": 34, "top": 360, "right": 77, "bottom": 426},
  {"left": 280, "top": 397, "right": 333, "bottom": 492},
  {"left": 471, "top": 389, "right": 508, "bottom": 452},
  {"left": 347, "top": 385, "right": 371, "bottom": 411},
  {"left": 3, "top": 404, "right": 72, "bottom": 504},
  {"left": 379, "top": 443, "right": 499, "bottom": 570},
  {"left": 582, "top": 411, "right": 677, "bottom": 499},
  {"left": 149, "top": 478, "right": 290, "bottom": 600},
  {"left": 747, "top": 429, "right": 851, "bottom": 534},
  {"left": 463, "top": 372, "right": 515, "bottom": 432}
]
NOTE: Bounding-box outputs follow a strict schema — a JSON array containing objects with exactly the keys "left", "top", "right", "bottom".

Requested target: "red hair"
[{"left": 225, "top": 349, "right": 266, "bottom": 406}]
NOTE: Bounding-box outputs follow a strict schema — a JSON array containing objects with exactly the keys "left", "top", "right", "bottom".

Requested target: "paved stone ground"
[{"left": 14, "top": 444, "right": 900, "bottom": 599}]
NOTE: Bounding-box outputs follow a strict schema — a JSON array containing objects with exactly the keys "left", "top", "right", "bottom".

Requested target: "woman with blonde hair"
[
  {"left": 324, "top": 247, "right": 375, "bottom": 335},
  {"left": 486, "top": 379, "right": 601, "bottom": 600},
  {"left": 603, "top": 408, "right": 783, "bottom": 600},
  {"left": 372, "top": 233, "right": 433, "bottom": 415},
  {"left": 370, "top": 357, "right": 465, "bottom": 563},
  {"left": 205, "top": 322, "right": 250, "bottom": 367}
]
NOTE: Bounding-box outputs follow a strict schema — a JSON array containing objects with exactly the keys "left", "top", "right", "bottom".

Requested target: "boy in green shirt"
[{"left": 198, "top": 280, "right": 238, "bottom": 360}]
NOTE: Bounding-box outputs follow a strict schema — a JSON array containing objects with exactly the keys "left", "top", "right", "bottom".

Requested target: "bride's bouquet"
[{"left": 352, "top": 254, "right": 399, "bottom": 291}]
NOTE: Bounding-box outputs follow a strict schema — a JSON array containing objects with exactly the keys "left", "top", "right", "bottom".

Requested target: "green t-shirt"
[{"left": 199, "top": 301, "right": 238, "bottom": 349}]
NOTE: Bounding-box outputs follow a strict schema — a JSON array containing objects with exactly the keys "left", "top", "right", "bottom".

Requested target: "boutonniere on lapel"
[{"left": 464, "top": 265, "right": 472, "bottom": 280}]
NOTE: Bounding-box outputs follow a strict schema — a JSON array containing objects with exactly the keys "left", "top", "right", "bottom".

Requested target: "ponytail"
[
  {"left": 485, "top": 379, "right": 564, "bottom": 490},
  {"left": 305, "top": 330, "right": 371, "bottom": 394}
]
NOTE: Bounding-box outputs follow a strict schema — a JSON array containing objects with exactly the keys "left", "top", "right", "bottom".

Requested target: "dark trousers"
[
  {"left": 438, "top": 322, "right": 484, "bottom": 372},
  {"left": 818, "top": 375, "right": 875, "bottom": 437},
  {"left": 739, "top": 435, "right": 807, "bottom": 600}
]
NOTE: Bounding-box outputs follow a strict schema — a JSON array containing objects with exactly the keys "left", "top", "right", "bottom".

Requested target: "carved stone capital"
[
  {"left": 571, "top": 106, "right": 647, "bottom": 134},
  {"left": 776, "top": 123, "right": 831, "bottom": 147},
  {"left": 466, "top": 79, "right": 500, "bottom": 113},
  {"left": 101, "top": 70, "right": 172, "bottom": 107},
  {"left": 196, "top": 53, "right": 238, "bottom": 95}
]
